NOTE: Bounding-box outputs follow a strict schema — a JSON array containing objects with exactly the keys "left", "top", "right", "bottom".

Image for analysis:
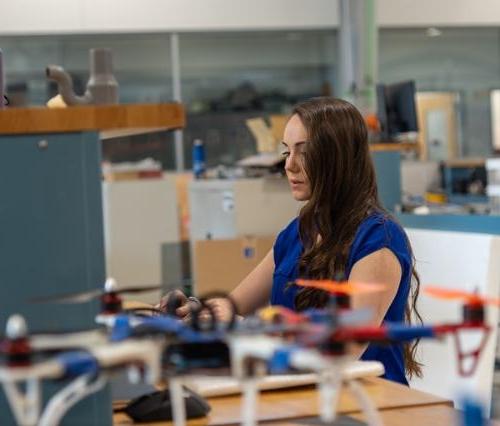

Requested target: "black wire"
[{"left": 123, "top": 307, "right": 164, "bottom": 317}]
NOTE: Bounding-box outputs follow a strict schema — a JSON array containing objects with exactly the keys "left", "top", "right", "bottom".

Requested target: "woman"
[{"left": 161, "top": 97, "right": 421, "bottom": 385}]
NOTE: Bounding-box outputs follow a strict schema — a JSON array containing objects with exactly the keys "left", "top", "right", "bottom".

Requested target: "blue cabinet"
[
  {"left": 372, "top": 151, "right": 401, "bottom": 212},
  {"left": 0, "top": 132, "right": 111, "bottom": 425}
]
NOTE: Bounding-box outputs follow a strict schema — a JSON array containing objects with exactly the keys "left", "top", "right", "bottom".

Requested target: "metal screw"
[{"left": 38, "top": 140, "right": 48, "bottom": 150}]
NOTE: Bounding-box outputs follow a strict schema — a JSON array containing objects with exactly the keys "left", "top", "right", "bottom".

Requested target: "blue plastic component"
[
  {"left": 269, "top": 347, "right": 295, "bottom": 374},
  {"left": 57, "top": 351, "right": 99, "bottom": 377},
  {"left": 110, "top": 314, "right": 132, "bottom": 341},
  {"left": 178, "top": 328, "right": 224, "bottom": 343},
  {"left": 385, "top": 323, "right": 435, "bottom": 341},
  {"left": 132, "top": 316, "right": 223, "bottom": 343},
  {"left": 303, "top": 308, "right": 331, "bottom": 323},
  {"left": 133, "top": 316, "right": 185, "bottom": 334},
  {"left": 461, "top": 395, "right": 485, "bottom": 426}
]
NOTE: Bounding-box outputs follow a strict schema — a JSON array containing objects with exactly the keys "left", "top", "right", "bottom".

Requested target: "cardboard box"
[{"left": 193, "top": 236, "right": 275, "bottom": 296}]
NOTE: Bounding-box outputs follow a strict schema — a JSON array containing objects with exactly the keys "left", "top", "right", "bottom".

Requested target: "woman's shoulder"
[
  {"left": 357, "top": 211, "right": 407, "bottom": 243},
  {"left": 349, "top": 211, "right": 411, "bottom": 270},
  {"left": 277, "top": 217, "right": 300, "bottom": 240}
]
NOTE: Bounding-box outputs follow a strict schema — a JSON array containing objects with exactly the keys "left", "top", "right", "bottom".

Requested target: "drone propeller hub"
[
  {"left": 104, "top": 277, "right": 118, "bottom": 292},
  {"left": 463, "top": 302, "right": 485, "bottom": 324},
  {"left": 3, "top": 315, "right": 31, "bottom": 367},
  {"left": 6, "top": 314, "right": 28, "bottom": 339},
  {"left": 4, "top": 338, "right": 31, "bottom": 367}
]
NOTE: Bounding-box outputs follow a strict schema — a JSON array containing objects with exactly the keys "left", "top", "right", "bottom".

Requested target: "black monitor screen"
[{"left": 376, "top": 80, "right": 418, "bottom": 140}]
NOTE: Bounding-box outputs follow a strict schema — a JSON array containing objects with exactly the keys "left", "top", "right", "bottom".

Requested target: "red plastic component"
[
  {"left": 4, "top": 338, "right": 31, "bottom": 367},
  {"left": 333, "top": 326, "right": 389, "bottom": 342},
  {"left": 101, "top": 292, "right": 122, "bottom": 314},
  {"left": 432, "top": 323, "right": 491, "bottom": 376}
]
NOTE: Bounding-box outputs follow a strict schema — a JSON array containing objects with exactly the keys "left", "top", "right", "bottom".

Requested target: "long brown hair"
[{"left": 291, "top": 97, "right": 422, "bottom": 378}]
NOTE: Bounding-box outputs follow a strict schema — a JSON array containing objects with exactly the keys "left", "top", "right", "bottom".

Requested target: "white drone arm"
[
  {"left": 31, "top": 330, "right": 108, "bottom": 352},
  {"left": 90, "top": 338, "right": 164, "bottom": 384}
]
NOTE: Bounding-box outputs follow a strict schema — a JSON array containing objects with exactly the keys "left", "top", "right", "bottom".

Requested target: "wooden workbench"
[{"left": 113, "top": 377, "right": 455, "bottom": 425}]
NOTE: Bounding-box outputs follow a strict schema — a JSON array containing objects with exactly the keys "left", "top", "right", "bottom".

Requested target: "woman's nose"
[{"left": 285, "top": 153, "right": 300, "bottom": 173}]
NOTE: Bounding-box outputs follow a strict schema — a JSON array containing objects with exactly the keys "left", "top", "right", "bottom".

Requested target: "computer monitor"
[{"left": 376, "top": 80, "right": 418, "bottom": 141}]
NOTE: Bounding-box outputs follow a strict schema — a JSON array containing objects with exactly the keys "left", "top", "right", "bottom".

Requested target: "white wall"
[
  {"left": 3, "top": 0, "right": 500, "bottom": 35},
  {"left": 378, "top": 0, "right": 500, "bottom": 27},
  {"left": 1, "top": 0, "right": 339, "bottom": 35}
]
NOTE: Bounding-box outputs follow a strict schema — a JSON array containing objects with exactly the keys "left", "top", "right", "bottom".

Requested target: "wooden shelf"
[
  {"left": 443, "top": 157, "right": 485, "bottom": 168},
  {"left": 0, "top": 103, "right": 185, "bottom": 135},
  {"left": 369, "top": 142, "right": 420, "bottom": 152}
]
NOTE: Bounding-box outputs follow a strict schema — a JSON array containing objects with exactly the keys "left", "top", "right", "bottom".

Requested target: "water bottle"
[{"left": 192, "top": 139, "right": 206, "bottom": 179}]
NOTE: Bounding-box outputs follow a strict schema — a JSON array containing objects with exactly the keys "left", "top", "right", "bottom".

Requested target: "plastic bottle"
[{"left": 192, "top": 139, "right": 206, "bottom": 179}]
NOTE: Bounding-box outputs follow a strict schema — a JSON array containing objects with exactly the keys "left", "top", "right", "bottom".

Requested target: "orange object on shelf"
[{"left": 365, "top": 113, "right": 380, "bottom": 132}]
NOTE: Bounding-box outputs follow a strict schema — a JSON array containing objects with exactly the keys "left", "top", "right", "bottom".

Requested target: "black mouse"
[{"left": 123, "top": 386, "right": 211, "bottom": 422}]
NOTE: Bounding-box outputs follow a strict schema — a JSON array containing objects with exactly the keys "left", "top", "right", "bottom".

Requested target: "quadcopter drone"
[{"left": 0, "top": 278, "right": 494, "bottom": 426}]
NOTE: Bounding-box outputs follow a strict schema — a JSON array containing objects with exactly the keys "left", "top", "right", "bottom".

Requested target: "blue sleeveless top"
[{"left": 272, "top": 213, "right": 412, "bottom": 385}]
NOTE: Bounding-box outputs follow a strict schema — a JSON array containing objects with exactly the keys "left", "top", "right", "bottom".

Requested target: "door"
[{"left": 416, "top": 92, "right": 460, "bottom": 161}]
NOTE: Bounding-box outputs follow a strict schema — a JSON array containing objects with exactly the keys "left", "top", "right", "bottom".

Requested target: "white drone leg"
[
  {"left": 170, "top": 377, "right": 186, "bottom": 426},
  {"left": 318, "top": 369, "right": 343, "bottom": 424},
  {"left": 347, "top": 379, "right": 383, "bottom": 426},
  {"left": 241, "top": 378, "right": 259, "bottom": 426},
  {"left": 38, "top": 373, "right": 107, "bottom": 426},
  {"left": 2, "top": 378, "right": 41, "bottom": 426}
]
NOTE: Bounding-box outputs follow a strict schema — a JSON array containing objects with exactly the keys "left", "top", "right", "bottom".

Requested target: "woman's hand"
[
  {"left": 202, "top": 298, "right": 237, "bottom": 323},
  {"left": 157, "top": 291, "right": 240, "bottom": 325},
  {"left": 157, "top": 289, "right": 191, "bottom": 319}
]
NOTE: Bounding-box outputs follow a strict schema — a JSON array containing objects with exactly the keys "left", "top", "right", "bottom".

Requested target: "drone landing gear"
[
  {"left": 2, "top": 378, "right": 41, "bottom": 426},
  {"left": 39, "top": 373, "right": 107, "bottom": 426},
  {"left": 170, "top": 377, "right": 186, "bottom": 426},
  {"left": 318, "top": 370, "right": 382, "bottom": 426}
]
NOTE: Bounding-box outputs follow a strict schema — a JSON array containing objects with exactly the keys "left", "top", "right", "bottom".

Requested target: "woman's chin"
[{"left": 291, "top": 190, "right": 310, "bottom": 202}]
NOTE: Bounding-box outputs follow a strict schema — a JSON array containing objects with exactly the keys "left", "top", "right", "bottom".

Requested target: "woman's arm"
[
  {"left": 348, "top": 248, "right": 402, "bottom": 356},
  {"left": 229, "top": 248, "right": 275, "bottom": 315},
  {"left": 175, "top": 248, "right": 275, "bottom": 320}
]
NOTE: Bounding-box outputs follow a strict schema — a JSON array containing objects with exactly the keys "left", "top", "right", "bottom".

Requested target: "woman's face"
[{"left": 282, "top": 114, "right": 311, "bottom": 201}]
